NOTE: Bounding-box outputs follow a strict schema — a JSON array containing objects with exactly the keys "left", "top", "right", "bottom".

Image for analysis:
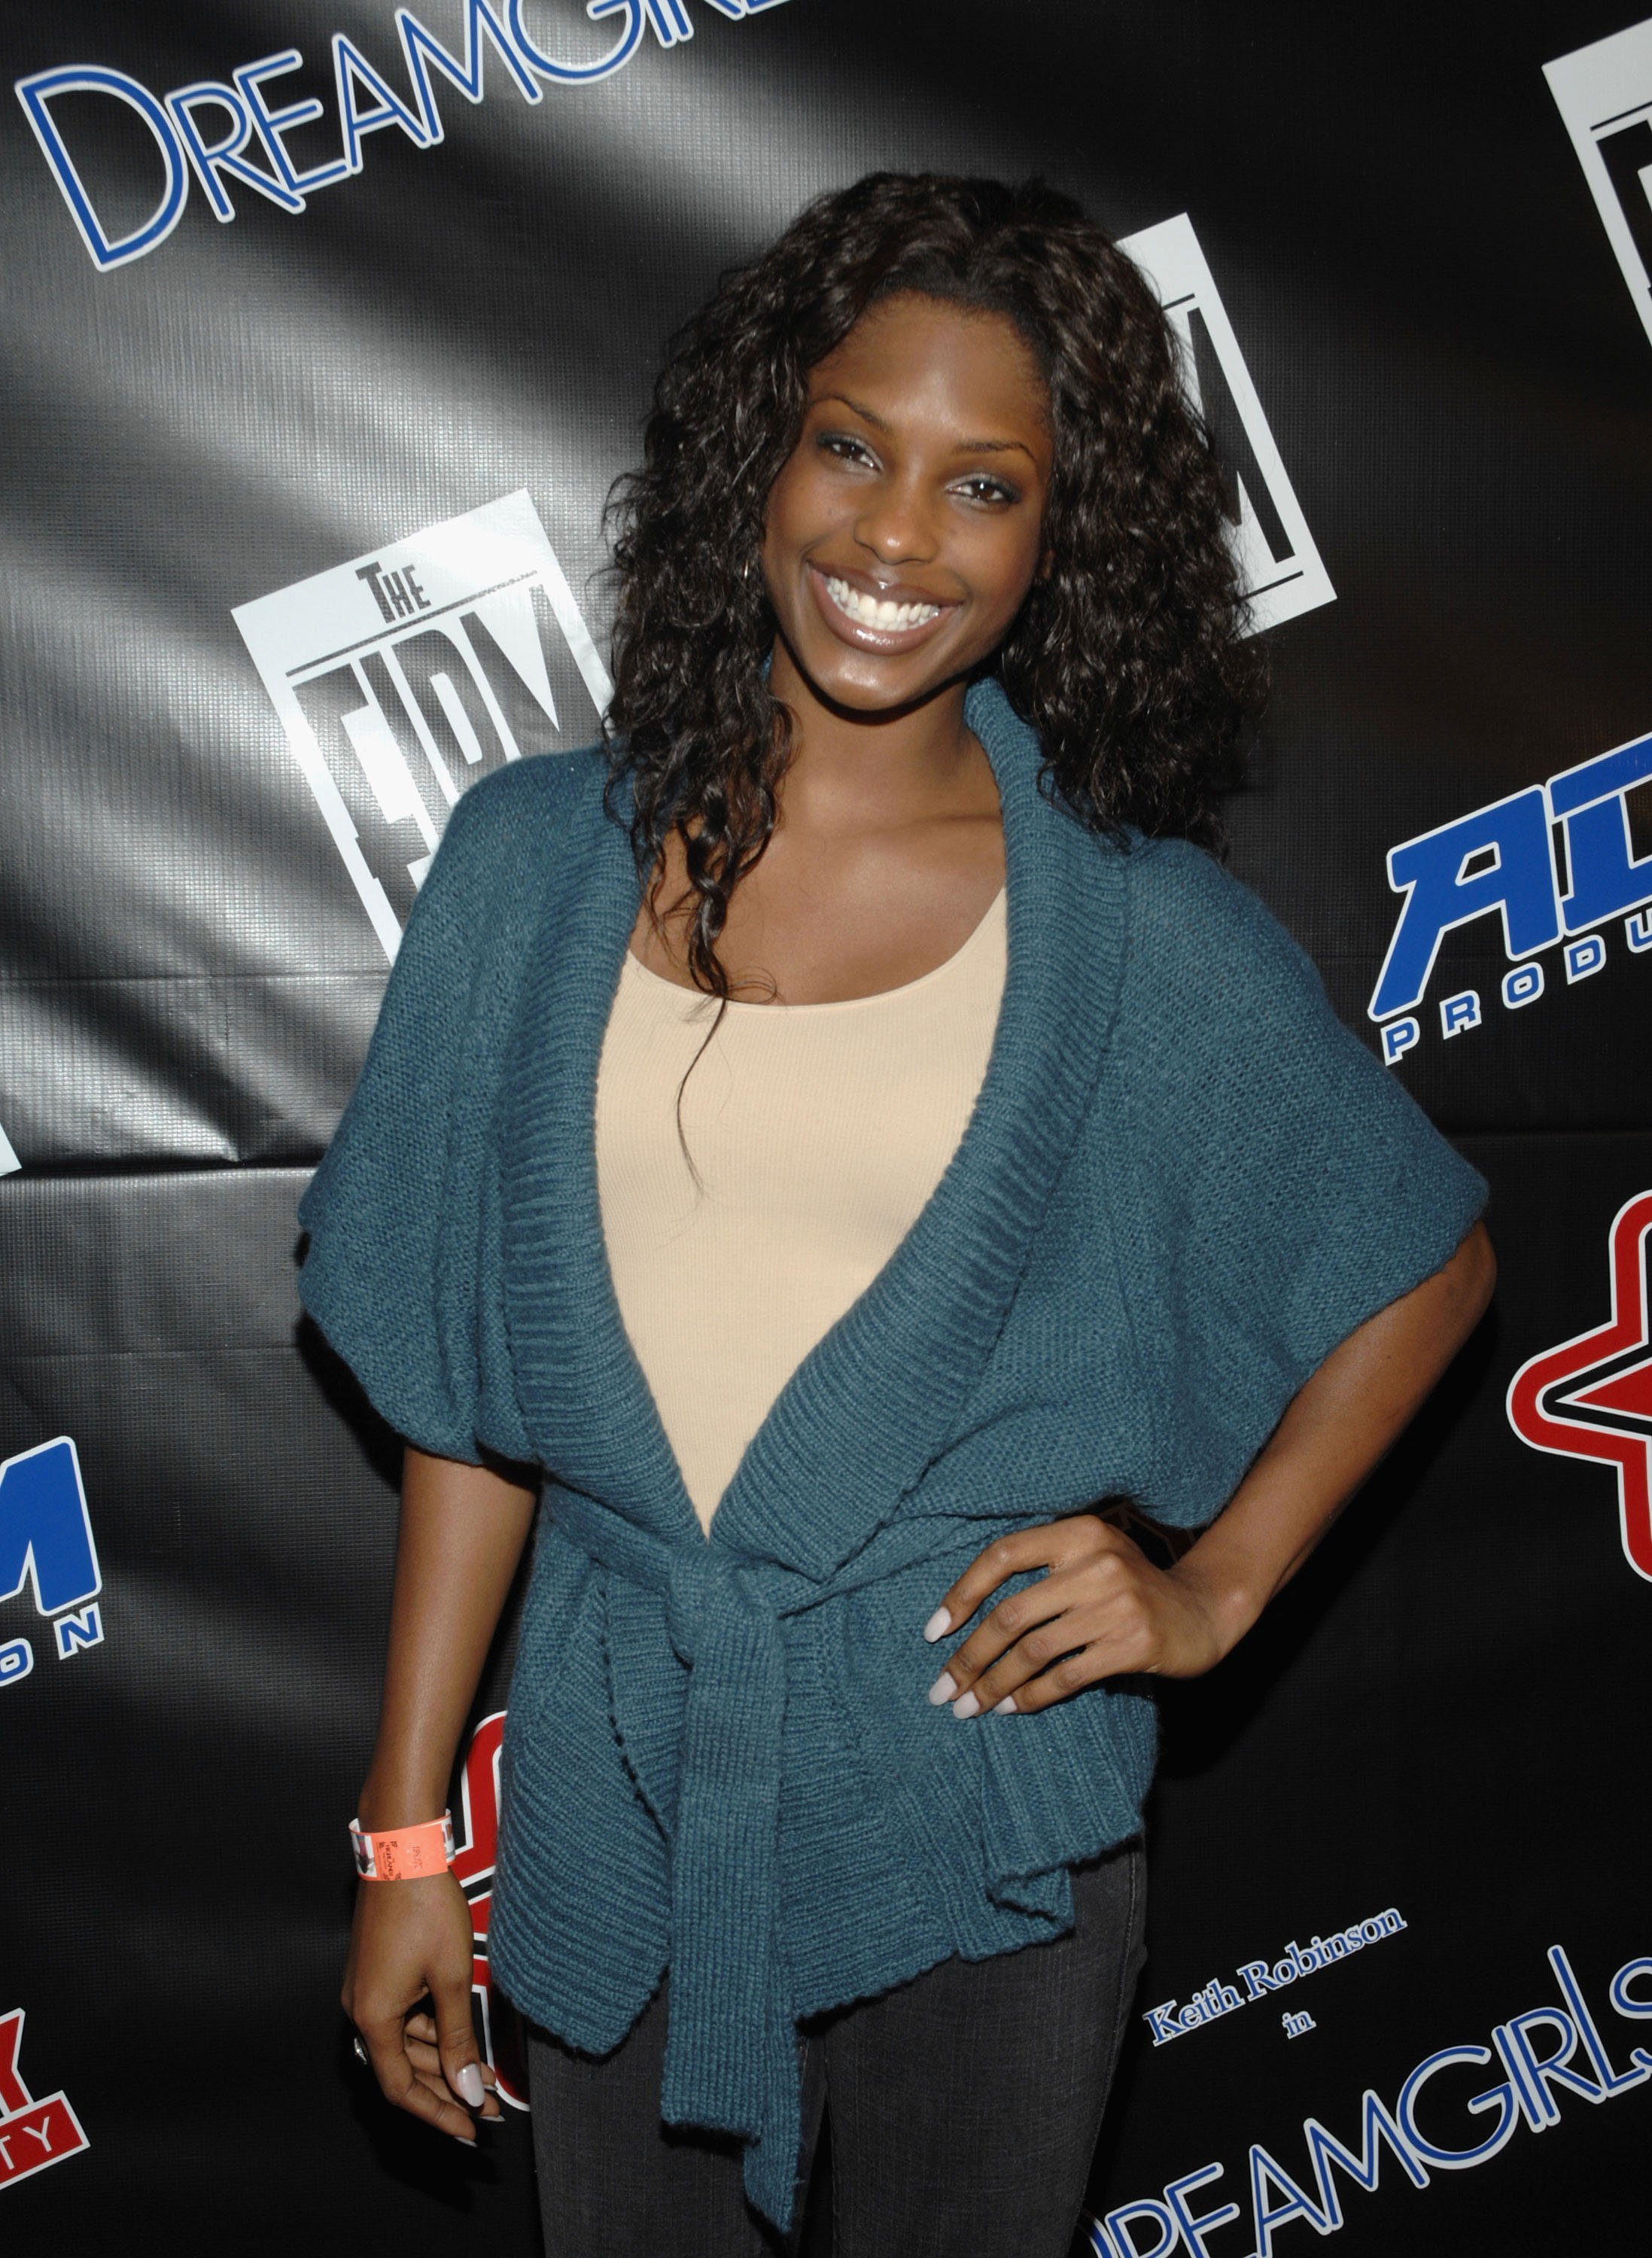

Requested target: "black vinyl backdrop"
[{"left": 3, "top": 2, "right": 1650, "bottom": 2245}]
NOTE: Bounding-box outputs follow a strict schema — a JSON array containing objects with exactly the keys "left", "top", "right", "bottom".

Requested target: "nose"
[{"left": 853, "top": 473, "right": 937, "bottom": 568}]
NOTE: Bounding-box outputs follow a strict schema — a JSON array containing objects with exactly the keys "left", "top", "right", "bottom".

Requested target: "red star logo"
[{"left": 1507, "top": 1191, "right": 1652, "bottom": 1584}]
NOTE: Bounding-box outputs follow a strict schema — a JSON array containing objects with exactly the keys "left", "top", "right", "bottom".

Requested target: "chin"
[{"left": 783, "top": 634, "right": 957, "bottom": 719}]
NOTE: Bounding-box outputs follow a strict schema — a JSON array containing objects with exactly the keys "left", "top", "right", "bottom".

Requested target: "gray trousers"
[{"left": 525, "top": 1838, "right": 1146, "bottom": 2258}]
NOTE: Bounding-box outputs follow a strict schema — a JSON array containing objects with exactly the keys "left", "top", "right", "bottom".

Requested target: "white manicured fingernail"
[
  {"left": 951, "top": 1690, "right": 980, "bottom": 1719},
  {"left": 923, "top": 1607, "right": 952, "bottom": 1643},
  {"left": 455, "top": 2062, "right": 485, "bottom": 2107},
  {"left": 927, "top": 1671, "right": 957, "bottom": 1706},
  {"left": 992, "top": 1695, "right": 1017, "bottom": 1715}
]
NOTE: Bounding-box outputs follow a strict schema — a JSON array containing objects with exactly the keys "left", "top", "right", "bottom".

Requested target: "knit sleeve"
[
  {"left": 1117, "top": 838, "right": 1488, "bottom": 1528},
  {"left": 296, "top": 768, "right": 552, "bottom": 1469}
]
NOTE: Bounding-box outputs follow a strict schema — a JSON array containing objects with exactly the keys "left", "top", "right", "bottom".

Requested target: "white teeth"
[{"left": 822, "top": 574, "right": 941, "bottom": 631}]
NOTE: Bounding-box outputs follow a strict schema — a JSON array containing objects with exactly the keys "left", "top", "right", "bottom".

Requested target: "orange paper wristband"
[{"left": 349, "top": 1810, "right": 455, "bottom": 1882}]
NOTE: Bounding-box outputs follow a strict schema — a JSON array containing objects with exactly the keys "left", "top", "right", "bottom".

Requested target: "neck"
[{"left": 766, "top": 638, "right": 987, "bottom": 831}]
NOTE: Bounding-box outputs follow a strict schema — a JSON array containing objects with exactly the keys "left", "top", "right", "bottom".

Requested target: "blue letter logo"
[
  {"left": 0, "top": 1438, "right": 101, "bottom": 1620},
  {"left": 1370, "top": 787, "right": 1560, "bottom": 1022},
  {"left": 1549, "top": 732, "right": 1652, "bottom": 936}
]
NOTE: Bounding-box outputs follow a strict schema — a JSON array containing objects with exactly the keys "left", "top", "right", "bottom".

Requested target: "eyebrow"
[{"left": 813, "top": 391, "right": 1040, "bottom": 466}]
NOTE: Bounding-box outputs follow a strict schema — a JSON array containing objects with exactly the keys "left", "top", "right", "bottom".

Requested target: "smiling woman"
[
  {"left": 297, "top": 172, "right": 1493, "bottom": 2258},
  {"left": 766, "top": 296, "right": 1052, "bottom": 680},
  {"left": 604, "top": 172, "right": 1268, "bottom": 1015}
]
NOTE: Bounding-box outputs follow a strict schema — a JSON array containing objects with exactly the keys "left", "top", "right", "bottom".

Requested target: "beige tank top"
[{"left": 594, "top": 889, "right": 1008, "bottom": 1534}]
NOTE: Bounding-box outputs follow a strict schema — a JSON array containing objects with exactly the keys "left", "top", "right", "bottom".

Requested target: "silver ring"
[{"left": 353, "top": 2034, "right": 369, "bottom": 2066}]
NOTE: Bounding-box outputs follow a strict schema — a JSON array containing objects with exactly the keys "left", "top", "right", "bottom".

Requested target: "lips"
[{"left": 807, "top": 562, "right": 957, "bottom": 652}]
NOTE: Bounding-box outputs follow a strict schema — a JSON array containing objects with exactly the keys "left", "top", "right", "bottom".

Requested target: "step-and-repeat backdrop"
[{"left": 4, "top": 2, "right": 1650, "bottom": 2244}]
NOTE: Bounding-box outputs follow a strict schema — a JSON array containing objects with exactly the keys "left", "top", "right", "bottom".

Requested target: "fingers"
[
  {"left": 403, "top": 2038, "right": 504, "bottom": 2120},
  {"left": 431, "top": 1974, "right": 491, "bottom": 2118},
  {"left": 923, "top": 1523, "right": 1091, "bottom": 1649},
  {"left": 926, "top": 1522, "right": 1164, "bottom": 1718},
  {"left": 926, "top": 1564, "right": 1090, "bottom": 1710},
  {"left": 403, "top": 2014, "right": 500, "bottom": 2113},
  {"left": 924, "top": 1513, "right": 1134, "bottom": 1648},
  {"left": 405, "top": 2013, "right": 501, "bottom": 2119},
  {"left": 979, "top": 1636, "right": 1117, "bottom": 1716},
  {"left": 356, "top": 2007, "right": 480, "bottom": 2143}
]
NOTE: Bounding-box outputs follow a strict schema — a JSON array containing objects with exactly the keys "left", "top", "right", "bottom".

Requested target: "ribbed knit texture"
[{"left": 297, "top": 679, "right": 1488, "bottom": 2232}]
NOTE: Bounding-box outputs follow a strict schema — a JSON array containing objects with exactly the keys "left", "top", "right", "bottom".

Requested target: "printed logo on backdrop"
[
  {"left": 0, "top": 1439, "right": 104, "bottom": 1694},
  {"left": 1509, "top": 1191, "right": 1652, "bottom": 1584},
  {"left": 0, "top": 2010, "right": 89, "bottom": 2191},
  {"left": 15, "top": 0, "right": 795, "bottom": 273},
  {"left": 1120, "top": 215, "right": 1334, "bottom": 634},
  {"left": 1142, "top": 1907, "right": 1406, "bottom": 2048},
  {"left": 1370, "top": 726, "right": 1652, "bottom": 1063},
  {"left": 233, "top": 490, "right": 611, "bottom": 958},
  {"left": 1092, "top": 1943, "right": 1652, "bottom": 2258},
  {"left": 1545, "top": 17, "right": 1652, "bottom": 353},
  {"left": 449, "top": 1711, "right": 529, "bottom": 2107}
]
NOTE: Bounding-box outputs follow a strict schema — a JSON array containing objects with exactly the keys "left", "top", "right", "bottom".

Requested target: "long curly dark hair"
[{"left": 604, "top": 170, "right": 1267, "bottom": 1003}]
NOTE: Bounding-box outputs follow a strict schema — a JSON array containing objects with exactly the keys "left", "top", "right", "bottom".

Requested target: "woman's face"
[{"left": 760, "top": 292, "right": 1054, "bottom": 719}]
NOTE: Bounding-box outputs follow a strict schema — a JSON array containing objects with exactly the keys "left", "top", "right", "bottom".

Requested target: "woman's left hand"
[
  {"left": 922, "top": 1512, "right": 1233, "bottom": 1718},
  {"left": 924, "top": 1225, "right": 1499, "bottom": 1720}
]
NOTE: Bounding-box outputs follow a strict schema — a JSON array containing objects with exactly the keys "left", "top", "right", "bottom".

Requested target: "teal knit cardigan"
[{"left": 297, "top": 678, "right": 1486, "bottom": 2231}]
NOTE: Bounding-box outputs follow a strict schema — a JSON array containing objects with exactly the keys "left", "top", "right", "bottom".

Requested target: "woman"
[{"left": 300, "top": 174, "right": 1494, "bottom": 2256}]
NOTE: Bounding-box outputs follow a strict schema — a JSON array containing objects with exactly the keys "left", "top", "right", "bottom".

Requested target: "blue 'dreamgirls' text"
[
  {"left": 1100, "top": 1943, "right": 1652, "bottom": 2257},
  {"left": 1142, "top": 1910, "right": 1406, "bottom": 2047},
  {"left": 14, "top": 0, "right": 793, "bottom": 273}
]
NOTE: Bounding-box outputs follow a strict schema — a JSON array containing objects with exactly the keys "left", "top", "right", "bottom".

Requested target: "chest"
[{"left": 628, "top": 809, "right": 1006, "bottom": 1005}]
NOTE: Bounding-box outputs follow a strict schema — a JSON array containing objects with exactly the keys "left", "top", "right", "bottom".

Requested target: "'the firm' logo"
[
  {"left": 0, "top": 2010, "right": 88, "bottom": 2190},
  {"left": 1546, "top": 17, "right": 1652, "bottom": 353},
  {"left": 1509, "top": 1191, "right": 1652, "bottom": 1583},
  {"left": 1120, "top": 215, "right": 1334, "bottom": 634},
  {"left": 234, "top": 489, "right": 612, "bottom": 958},
  {"left": 0, "top": 1438, "right": 103, "bottom": 1690}
]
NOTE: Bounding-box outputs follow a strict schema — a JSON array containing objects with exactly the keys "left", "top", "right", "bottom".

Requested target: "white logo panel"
[
  {"left": 234, "top": 490, "right": 611, "bottom": 959},
  {"left": 1546, "top": 17, "right": 1652, "bottom": 351},
  {"left": 1121, "top": 213, "right": 1335, "bottom": 632}
]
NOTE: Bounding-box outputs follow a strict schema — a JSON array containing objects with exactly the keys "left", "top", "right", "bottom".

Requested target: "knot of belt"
[
  {"left": 549, "top": 1490, "right": 804, "bottom": 2229},
  {"left": 664, "top": 1541, "right": 729, "bottom": 1666}
]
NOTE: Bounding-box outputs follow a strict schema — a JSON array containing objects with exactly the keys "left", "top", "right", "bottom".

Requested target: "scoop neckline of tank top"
[{"left": 622, "top": 882, "right": 1006, "bottom": 1012}]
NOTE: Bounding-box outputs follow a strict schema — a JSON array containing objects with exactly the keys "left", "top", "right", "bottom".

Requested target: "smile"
[
  {"left": 808, "top": 564, "right": 955, "bottom": 651},
  {"left": 822, "top": 574, "right": 942, "bottom": 631}
]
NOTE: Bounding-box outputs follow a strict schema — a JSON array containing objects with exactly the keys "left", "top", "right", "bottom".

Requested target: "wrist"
[
  {"left": 1166, "top": 1550, "right": 1267, "bottom": 1663},
  {"left": 356, "top": 1769, "right": 453, "bottom": 1835},
  {"left": 350, "top": 1809, "right": 455, "bottom": 1882}
]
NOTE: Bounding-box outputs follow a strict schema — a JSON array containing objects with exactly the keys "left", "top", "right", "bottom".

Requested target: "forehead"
[{"left": 806, "top": 293, "right": 1051, "bottom": 436}]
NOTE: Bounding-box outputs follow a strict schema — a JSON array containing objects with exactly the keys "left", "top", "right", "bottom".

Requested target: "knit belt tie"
[
  {"left": 549, "top": 1490, "right": 805, "bottom": 2229},
  {"left": 547, "top": 1490, "right": 1024, "bottom": 2229}
]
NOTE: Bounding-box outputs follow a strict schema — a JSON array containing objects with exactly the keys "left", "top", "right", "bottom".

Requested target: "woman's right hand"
[
  {"left": 342, "top": 1872, "right": 501, "bottom": 2141},
  {"left": 342, "top": 1447, "right": 536, "bottom": 2142}
]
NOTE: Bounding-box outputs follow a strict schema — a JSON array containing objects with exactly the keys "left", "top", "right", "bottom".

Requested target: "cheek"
[
  {"left": 767, "top": 456, "right": 873, "bottom": 560},
  {"left": 963, "top": 518, "right": 1047, "bottom": 619},
  {"left": 765, "top": 456, "right": 825, "bottom": 544}
]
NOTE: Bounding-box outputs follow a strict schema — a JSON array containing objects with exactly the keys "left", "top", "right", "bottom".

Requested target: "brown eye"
[
  {"left": 954, "top": 475, "right": 1018, "bottom": 506},
  {"left": 817, "top": 432, "right": 876, "bottom": 467}
]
